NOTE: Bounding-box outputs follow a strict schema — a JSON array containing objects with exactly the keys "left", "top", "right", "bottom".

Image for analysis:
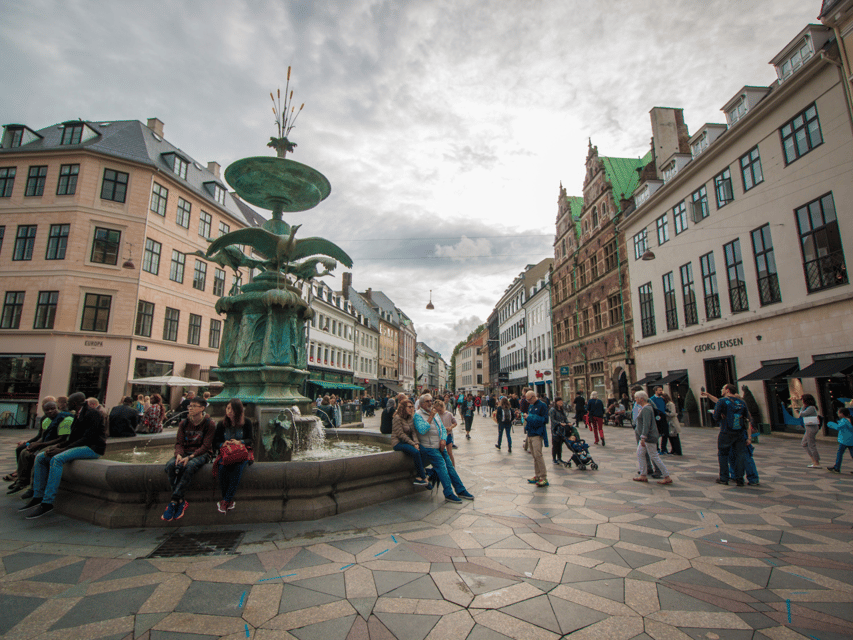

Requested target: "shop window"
[
  {"left": 69, "top": 355, "right": 110, "bottom": 404},
  {"left": 795, "top": 192, "right": 847, "bottom": 292},
  {"left": 0, "top": 354, "right": 44, "bottom": 399}
]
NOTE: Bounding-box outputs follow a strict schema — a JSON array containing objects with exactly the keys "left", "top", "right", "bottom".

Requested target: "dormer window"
[
  {"left": 60, "top": 123, "right": 83, "bottom": 145},
  {"left": 635, "top": 184, "right": 651, "bottom": 206},
  {"left": 161, "top": 153, "right": 189, "bottom": 179},
  {"left": 727, "top": 97, "right": 747, "bottom": 125},
  {"left": 662, "top": 160, "right": 677, "bottom": 183},
  {"left": 691, "top": 132, "right": 708, "bottom": 157},
  {"left": 777, "top": 37, "right": 814, "bottom": 82},
  {"left": 5, "top": 127, "right": 23, "bottom": 148},
  {"left": 203, "top": 181, "right": 226, "bottom": 205}
]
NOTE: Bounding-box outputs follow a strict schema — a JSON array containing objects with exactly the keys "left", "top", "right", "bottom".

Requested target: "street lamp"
[{"left": 426, "top": 290, "right": 434, "bottom": 310}]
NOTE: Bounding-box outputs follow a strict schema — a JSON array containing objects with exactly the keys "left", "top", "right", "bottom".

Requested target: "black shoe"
[
  {"left": 495, "top": 445, "right": 500, "bottom": 450},
  {"left": 507, "top": 448, "right": 512, "bottom": 453},
  {"left": 18, "top": 497, "right": 42, "bottom": 511},
  {"left": 6, "top": 482, "right": 24, "bottom": 495},
  {"left": 25, "top": 503, "right": 54, "bottom": 519},
  {"left": 452, "top": 444, "right": 458, "bottom": 449},
  {"left": 20, "top": 488, "right": 34, "bottom": 500},
  {"left": 601, "top": 439, "right": 605, "bottom": 446},
  {"left": 715, "top": 478, "right": 729, "bottom": 485},
  {"left": 735, "top": 480, "right": 745, "bottom": 487}
]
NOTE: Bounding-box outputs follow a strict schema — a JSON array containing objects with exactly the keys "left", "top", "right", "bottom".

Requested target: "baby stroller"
[{"left": 566, "top": 438, "right": 598, "bottom": 470}]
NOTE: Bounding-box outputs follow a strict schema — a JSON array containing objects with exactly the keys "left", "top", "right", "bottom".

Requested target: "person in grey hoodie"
[{"left": 633, "top": 391, "right": 672, "bottom": 484}]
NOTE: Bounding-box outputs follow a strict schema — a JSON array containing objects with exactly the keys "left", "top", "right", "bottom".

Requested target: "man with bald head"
[{"left": 524, "top": 390, "right": 550, "bottom": 487}]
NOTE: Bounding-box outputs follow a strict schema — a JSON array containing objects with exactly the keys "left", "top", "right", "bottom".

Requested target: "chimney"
[
  {"left": 648, "top": 107, "right": 690, "bottom": 177},
  {"left": 146, "top": 118, "right": 164, "bottom": 137},
  {"left": 342, "top": 272, "right": 352, "bottom": 298},
  {"left": 365, "top": 288, "right": 373, "bottom": 301},
  {"left": 207, "top": 161, "right": 221, "bottom": 179}
]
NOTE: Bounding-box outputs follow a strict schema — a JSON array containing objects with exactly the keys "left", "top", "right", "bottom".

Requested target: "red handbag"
[{"left": 220, "top": 441, "right": 251, "bottom": 465}]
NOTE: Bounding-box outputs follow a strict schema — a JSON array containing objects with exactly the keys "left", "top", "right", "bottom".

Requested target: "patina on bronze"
[{"left": 207, "top": 82, "right": 353, "bottom": 460}]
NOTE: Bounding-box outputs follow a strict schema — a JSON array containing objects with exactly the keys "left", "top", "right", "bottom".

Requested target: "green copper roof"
[
  {"left": 567, "top": 195, "right": 584, "bottom": 237},
  {"left": 601, "top": 150, "right": 652, "bottom": 202}
]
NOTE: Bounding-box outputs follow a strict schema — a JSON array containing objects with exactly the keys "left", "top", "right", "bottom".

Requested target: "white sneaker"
[{"left": 807, "top": 464, "right": 819, "bottom": 468}]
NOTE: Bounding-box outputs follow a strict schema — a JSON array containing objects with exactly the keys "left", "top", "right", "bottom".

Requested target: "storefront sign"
[
  {"left": 85, "top": 340, "right": 103, "bottom": 347},
  {"left": 136, "top": 345, "right": 148, "bottom": 351},
  {"left": 694, "top": 337, "right": 744, "bottom": 352},
  {"left": 559, "top": 366, "right": 570, "bottom": 375}
]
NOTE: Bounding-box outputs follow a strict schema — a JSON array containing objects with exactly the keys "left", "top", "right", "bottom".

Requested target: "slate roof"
[
  {"left": 0, "top": 119, "right": 253, "bottom": 226},
  {"left": 345, "top": 287, "right": 379, "bottom": 331},
  {"left": 819, "top": 0, "right": 842, "bottom": 18},
  {"left": 362, "top": 290, "right": 401, "bottom": 327}
]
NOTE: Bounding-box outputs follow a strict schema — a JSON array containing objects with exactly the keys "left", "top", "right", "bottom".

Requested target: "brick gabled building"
[{"left": 552, "top": 142, "right": 650, "bottom": 401}]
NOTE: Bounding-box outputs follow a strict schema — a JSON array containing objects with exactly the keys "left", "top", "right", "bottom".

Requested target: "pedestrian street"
[{"left": 0, "top": 413, "right": 851, "bottom": 640}]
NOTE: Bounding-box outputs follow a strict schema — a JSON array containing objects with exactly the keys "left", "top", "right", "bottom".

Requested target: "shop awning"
[
  {"left": 381, "top": 382, "right": 404, "bottom": 394},
  {"left": 739, "top": 362, "right": 799, "bottom": 381},
  {"left": 788, "top": 357, "right": 853, "bottom": 379},
  {"left": 657, "top": 371, "right": 688, "bottom": 385},
  {"left": 634, "top": 374, "right": 662, "bottom": 386},
  {"left": 307, "top": 380, "right": 365, "bottom": 391}
]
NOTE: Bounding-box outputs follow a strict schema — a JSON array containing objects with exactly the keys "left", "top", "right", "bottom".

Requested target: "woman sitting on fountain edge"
[{"left": 213, "top": 399, "right": 254, "bottom": 514}]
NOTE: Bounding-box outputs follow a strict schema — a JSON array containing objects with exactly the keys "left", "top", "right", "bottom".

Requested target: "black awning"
[
  {"left": 634, "top": 374, "right": 662, "bottom": 386},
  {"left": 658, "top": 371, "right": 688, "bottom": 385},
  {"left": 739, "top": 362, "right": 799, "bottom": 381},
  {"left": 788, "top": 357, "right": 853, "bottom": 378},
  {"left": 381, "top": 382, "right": 404, "bottom": 393}
]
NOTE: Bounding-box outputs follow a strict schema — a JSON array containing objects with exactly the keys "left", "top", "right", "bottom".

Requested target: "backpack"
[
  {"left": 724, "top": 398, "right": 749, "bottom": 431},
  {"left": 650, "top": 405, "right": 668, "bottom": 430}
]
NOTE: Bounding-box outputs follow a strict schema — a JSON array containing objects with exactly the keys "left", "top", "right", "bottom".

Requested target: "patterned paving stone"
[
  {"left": 174, "top": 580, "right": 247, "bottom": 617},
  {"left": 278, "top": 583, "right": 342, "bottom": 613},
  {"left": 499, "top": 593, "right": 561, "bottom": 634},
  {"left": 1, "top": 551, "right": 62, "bottom": 575},
  {"left": 292, "top": 571, "right": 347, "bottom": 598},
  {"left": 374, "top": 611, "right": 440, "bottom": 640},
  {"left": 0, "top": 593, "right": 46, "bottom": 636},
  {"left": 27, "top": 558, "right": 86, "bottom": 584},
  {"left": 290, "top": 614, "right": 358, "bottom": 640},
  {"left": 94, "top": 558, "right": 160, "bottom": 582},
  {"left": 50, "top": 583, "right": 159, "bottom": 630}
]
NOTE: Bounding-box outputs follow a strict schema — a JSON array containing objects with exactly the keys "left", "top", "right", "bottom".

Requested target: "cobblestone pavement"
[{"left": 1, "top": 413, "right": 851, "bottom": 640}]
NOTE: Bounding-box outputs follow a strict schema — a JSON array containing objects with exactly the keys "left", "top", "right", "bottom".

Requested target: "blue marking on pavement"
[
  {"left": 258, "top": 573, "right": 297, "bottom": 583},
  {"left": 715, "top": 524, "right": 719, "bottom": 528},
  {"left": 374, "top": 549, "right": 388, "bottom": 557},
  {"left": 340, "top": 563, "right": 354, "bottom": 570},
  {"left": 690, "top": 527, "right": 703, "bottom": 532},
  {"left": 789, "top": 573, "right": 815, "bottom": 582},
  {"left": 786, "top": 599, "right": 791, "bottom": 623},
  {"left": 766, "top": 560, "right": 778, "bottom": 566},
  {"left": 245, "top": 623, "right": 251, "bottom": 637},
  {"left": 391, "top": 535, "right": 398, "bottom": 544},
  {"left": 239, "top": 591, "right": 246, "bottom": 608},
  {"left": 699, "top": 511, "right": 704, "bottom": 518}
]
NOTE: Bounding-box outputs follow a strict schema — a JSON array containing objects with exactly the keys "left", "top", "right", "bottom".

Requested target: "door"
[
  {"left": 69, "top": 355, "right": 111, "bottom": 403},
  {"left": 703, "top": 357, "right": 735, "bottom": 419}
]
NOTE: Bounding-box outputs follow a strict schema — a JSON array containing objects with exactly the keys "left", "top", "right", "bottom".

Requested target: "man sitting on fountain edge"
[{"left": 161, "top": 396, "right": 216, "bottom": 521}]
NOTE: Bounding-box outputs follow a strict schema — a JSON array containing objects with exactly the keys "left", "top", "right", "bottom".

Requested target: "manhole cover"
[{"left": 148, "top": 530, "right": 245, "bottom": 558}]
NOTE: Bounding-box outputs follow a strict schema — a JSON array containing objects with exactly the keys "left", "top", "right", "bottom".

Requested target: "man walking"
[
  {"left": 702, "top": 384, "right": 749, "bottom": 486},
  {"left": 524, "top": 391, "right": 550, "bottom": 487}
]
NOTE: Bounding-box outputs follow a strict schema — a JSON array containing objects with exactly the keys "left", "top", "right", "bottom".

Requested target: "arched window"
[{"left": 592, "top": 206, "right": 599, "bottom": 228}]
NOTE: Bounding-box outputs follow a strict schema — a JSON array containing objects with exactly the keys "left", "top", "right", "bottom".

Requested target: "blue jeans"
[
  {"left": 420, "top": 446, "right": 467, "bottom": 499},
  {"left": 497, "top": 424, "right": 512, "bottom": 448},
  {"left": 729, "top": 442, "right": 759, "bottom": 483},
  {"left": 165, "top": 454, "right": 209, "bottom": 501},
  {"left": 393, "top": 442, "right": 427, "bottom": 480},
  {"left": 833, "top": 444, "right": 853, "bottom": 470},
  {"left": 218, "top": 460, "right": 249, "bottom": 501},
  {"left": 33, "top": 446, "right": 100, "bottom": 504}
]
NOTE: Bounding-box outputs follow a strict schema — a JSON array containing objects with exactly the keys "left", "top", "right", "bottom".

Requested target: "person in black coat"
[
  {"left": 380, "top": 398, "right": 396, "bottom": 434},
  {"left": 109, "top": 396, "right": 139, "bottom": 437},
  {"left": 573, "top": 392, "right": 587, "bottom": 428}
]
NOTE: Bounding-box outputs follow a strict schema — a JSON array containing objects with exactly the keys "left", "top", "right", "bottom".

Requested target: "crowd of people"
[{"left": 7, "top": 382, "right": 851, "bottom": 522}]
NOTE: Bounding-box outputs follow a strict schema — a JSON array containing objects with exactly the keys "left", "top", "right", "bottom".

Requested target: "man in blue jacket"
[{"left": 524, "top": 390, "right": 550, "bottom": 487}]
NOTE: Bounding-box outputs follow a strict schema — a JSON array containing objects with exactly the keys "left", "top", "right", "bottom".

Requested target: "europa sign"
[{"left": 694, "top": 337, "right": 744, "bottom": 352}]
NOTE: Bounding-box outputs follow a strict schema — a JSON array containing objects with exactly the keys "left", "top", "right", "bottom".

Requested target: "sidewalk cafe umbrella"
[{"left": 127, "top": 376, "right": 223, "bottom": 387}]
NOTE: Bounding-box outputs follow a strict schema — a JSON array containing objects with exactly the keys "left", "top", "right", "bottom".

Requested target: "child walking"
[{"left": 826, "top": 408, "right": 853, "bottom": 473}]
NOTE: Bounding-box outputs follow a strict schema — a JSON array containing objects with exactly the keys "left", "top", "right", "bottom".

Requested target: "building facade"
[
  {"left": 552, "top": 145, "right": 643, "bottom": 402},
  {"left": 360, "top": 289, "right": 402, "bottom": 396},
  {"left": 397, "top": 309, "right": 417, "bottom": 393},
  {"left": 622, "top": 24, "right": 853, "bottom": 431},
  {"left": 454, "top": 327, "right": 487, "bottom": 394},
  {"left": 341, "top": 273, "right": 380, "bottom": 398},
  {"left": 0, "top": 117, "right": 255, "bottom": 420},
  {"left": 524, "top": 272, "right": 554, "bottom": 399}
]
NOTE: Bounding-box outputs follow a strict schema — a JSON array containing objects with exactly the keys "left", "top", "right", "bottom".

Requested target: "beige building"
[
  {"left": 454, "top": 327, "right": 488, "bottom": 394},
  {"left": 0, "top": 118, "right": 256, "bottom": 420},
  {"left": 621, "top": 24, "right": 853, "bottom": 431}
]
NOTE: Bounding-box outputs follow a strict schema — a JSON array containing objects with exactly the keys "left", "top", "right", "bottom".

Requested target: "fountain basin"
[{"left": 54, "top": 429, "right": 424, "bottom": 528}]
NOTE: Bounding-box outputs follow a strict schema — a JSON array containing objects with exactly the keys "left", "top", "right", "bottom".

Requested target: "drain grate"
[{"left": 148, "top": 530, "right": 245, "bottom": 558}]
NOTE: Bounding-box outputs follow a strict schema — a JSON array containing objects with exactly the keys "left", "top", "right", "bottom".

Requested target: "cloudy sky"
[{"left": 1, "top": 0, "right": 819, "bottom": 358}]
